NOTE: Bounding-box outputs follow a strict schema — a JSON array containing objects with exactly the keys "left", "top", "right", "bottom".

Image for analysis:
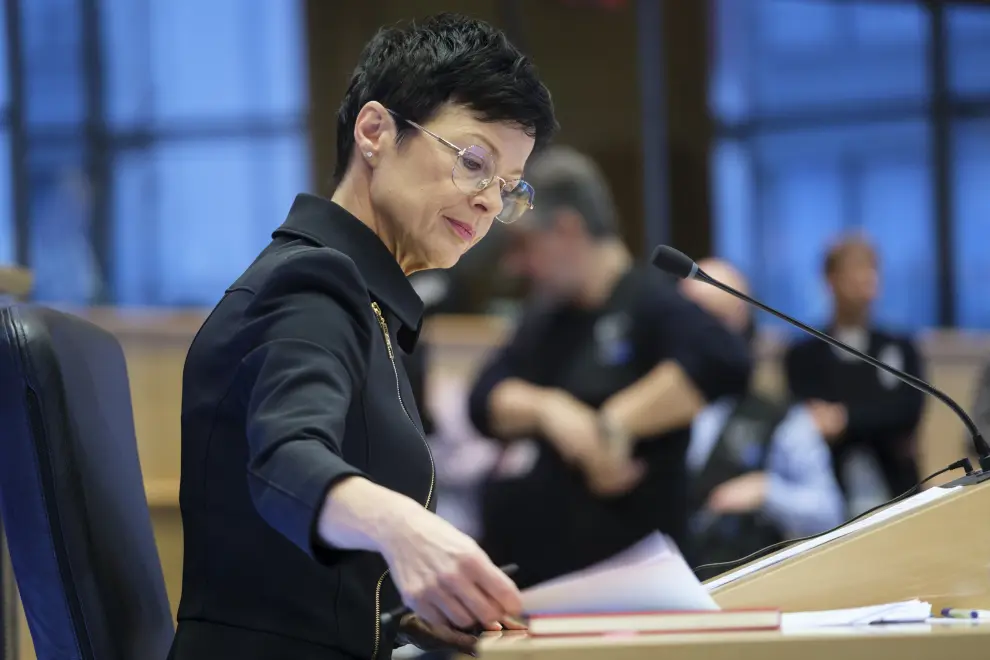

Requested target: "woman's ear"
[{"left": 353, "top": 101, "right": 393, "bottom": 162}]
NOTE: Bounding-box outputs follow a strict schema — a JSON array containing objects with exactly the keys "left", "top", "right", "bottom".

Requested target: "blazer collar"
[{"left": 273, "top": 194, "right": 424, "bottom": 350}]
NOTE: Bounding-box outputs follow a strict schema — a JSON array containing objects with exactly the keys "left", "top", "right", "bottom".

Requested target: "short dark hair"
[
  {"left": 523, "top": 145, "right": 617, "bottom": 239},
  {"left": 334, "top": 13, "right": 558, "bottom": 184},
  {"left": 824, "top": 235, "right": 878, "bottom": 277}
]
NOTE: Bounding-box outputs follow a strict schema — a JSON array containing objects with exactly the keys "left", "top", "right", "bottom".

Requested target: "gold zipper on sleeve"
[{"left": 370, "top": 302, "right": 436, "bottom": 660}]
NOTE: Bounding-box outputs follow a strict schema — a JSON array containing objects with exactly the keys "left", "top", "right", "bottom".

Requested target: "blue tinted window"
[
  {"left": 27, "top": 143, "right": 101, "bottom": 304},
  {"left": 711, "top": 0, "right": 939, "bottom": 330},
  {"left": 947, "top": 4, "right": 990, "bottom": 97},
  {"left": 21, "top": 0, "right": 86, "bottom": 128},
  {"left": 0, "top": 132, "right": 12, "bottom": 264},
  {"left": 857, "top": 144, "right": 937, "bottom": 329},
  {"left": 952, "top": 120, "right": 990, "bottom": 329},
  {"left": 710, "top": 141, "right": 755, "bottom": 277},
  {"left": 747, "top": 135, "right": 845, "bottom": 330},
  {"left": 711, "top": 0, "right": 928, "bottom": 123},
  {"left": 112, "top": 135, "right": 310, "bottom": 305},
  {"left": 99, "top": 0, "right": 152, "bottom": 129},
  {"left": 102, "top": 0, "right": 311, "bottom": 305},
  {"left": 713, "top": 121, "right": 936, "bottom": 331},
  {"left": 0, "top": 5, "right": 8, "bottom": 108},
  {"left": 102, "top": 0, "right": 308, "bottom": 128}
]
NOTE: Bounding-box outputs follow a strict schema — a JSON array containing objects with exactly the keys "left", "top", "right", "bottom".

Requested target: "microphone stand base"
[{"left": 941, "top": 469, "right": 990, "bottom": 488}]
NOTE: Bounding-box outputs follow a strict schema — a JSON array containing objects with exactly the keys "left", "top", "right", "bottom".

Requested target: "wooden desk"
[{"left": 479, "top": 623, "right": 990, "bottom": 660}]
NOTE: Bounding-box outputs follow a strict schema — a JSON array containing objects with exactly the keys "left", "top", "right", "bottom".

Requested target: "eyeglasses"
[{"left": 387, "top": 109, "right": 534, "bottom": 224}]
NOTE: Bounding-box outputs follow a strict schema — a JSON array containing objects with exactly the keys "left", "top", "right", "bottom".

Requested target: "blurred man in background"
[
  {"left": 467, "top": 146, "right": 752, "bottom": 588},
  {"left": 784, "top": 237, "right": 925, "bottom": 516},
  {"left": 680, "top": 259, "right": 844, "bottom": 578}
]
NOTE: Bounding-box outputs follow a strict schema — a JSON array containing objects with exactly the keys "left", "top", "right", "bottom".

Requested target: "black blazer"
[{"left": 168, "top": 195, "right": 434, "bottom": 660}]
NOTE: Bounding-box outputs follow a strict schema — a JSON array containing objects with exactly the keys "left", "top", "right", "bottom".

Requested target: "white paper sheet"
[
  {"left": 521, "top": 532, "right": 720, "bottom": 615},
  {"left": 705, "top": 485, "right": 960, "bottom": 591},
  {"left": 782, "top": 600, "right": 932, "bottom": 630}
]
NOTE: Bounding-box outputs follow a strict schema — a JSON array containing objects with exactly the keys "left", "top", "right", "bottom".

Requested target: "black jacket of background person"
[
  {"left": 468, "top": 267, "right": 752, "bottom": 588},
  {"left": 784, "top": 328, "right": 925, "bottom": 498},
  {"left": 168, "top": 195, "right": 433, "bottom": 660}
]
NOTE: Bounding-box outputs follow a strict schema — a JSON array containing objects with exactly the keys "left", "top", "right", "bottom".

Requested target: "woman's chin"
[
  {"left": 424, "top": 243, "right": 470, "bottom": 270},
  {"left": 433, "top": 252, "right": 464, "bottom": 270}
]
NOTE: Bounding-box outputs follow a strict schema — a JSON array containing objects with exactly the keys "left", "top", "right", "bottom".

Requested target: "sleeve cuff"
[{"left": 247, "top": 440, "right": 368, "bottom": 562}]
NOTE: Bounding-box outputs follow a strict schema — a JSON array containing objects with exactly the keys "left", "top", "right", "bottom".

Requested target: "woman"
[{"left": 167, "top": 13, "right": 557, "bottom": 660}]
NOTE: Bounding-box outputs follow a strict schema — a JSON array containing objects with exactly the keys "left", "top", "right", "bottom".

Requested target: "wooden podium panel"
[
  {"left": 478, "top": 479, "right": 990, "bottom": 660},
  {"left": 477, "top": 624, "right": 990, "bottom": 660},
  {"left": 0, "top": 267, "right": 32, "bottom": 298},
  {"left": 710, "top": 480, "right": 990, "bottom": 613}
]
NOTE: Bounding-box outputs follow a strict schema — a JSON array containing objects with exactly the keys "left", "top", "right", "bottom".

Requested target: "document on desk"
[
  {"left": 782, "top": 600, "right": 932, "bottom": 630},
  {"left": 521, "top": 532, "right": 719, "bottom": 615},
  {"left": 706, "top": 485, "right": 960, "bottom": 591}
]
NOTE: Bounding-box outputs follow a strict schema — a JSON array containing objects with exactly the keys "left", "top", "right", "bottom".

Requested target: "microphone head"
[{"left": 650, "top": 245, "right": 699, "bottom": 280}]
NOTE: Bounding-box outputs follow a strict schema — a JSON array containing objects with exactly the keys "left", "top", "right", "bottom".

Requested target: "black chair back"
[
  {"left": 0, "top": 305, "right": 173, "bottom": 660},
  {"left": 1, "top": 528, "right": 16, "bottom": 660}
]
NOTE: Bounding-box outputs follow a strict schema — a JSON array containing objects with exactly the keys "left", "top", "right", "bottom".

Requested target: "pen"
[
  {"left": 941, "top": 608, "right": 990, "bottom": 619},
  {"left": 379, "top": 563, "right": 519, "bottom": 628}
]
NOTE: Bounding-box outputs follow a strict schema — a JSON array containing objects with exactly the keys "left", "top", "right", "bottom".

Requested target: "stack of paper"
[
  {"left": 520, "top": 532, "right": 719, "bottom": 615},
  {"left": 781, "top": 600, "right": 932, "bottom": 630}
]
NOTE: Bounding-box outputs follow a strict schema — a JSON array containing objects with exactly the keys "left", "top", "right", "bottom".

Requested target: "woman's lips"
[{"left": 445, "top": 216, "right": 476, "bottom": 241}]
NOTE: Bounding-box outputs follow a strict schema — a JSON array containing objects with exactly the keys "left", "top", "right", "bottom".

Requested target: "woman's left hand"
[
  {"left": 398, "top": 615, "right": 528, "bottom": 656},
  {"left": 398, "top": 613, "right": 479, "bottom": 656}
]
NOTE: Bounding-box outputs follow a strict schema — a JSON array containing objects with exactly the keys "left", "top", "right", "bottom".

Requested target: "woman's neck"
[{"left": 331, "top": 176, "right": 418, "bottom": 275}]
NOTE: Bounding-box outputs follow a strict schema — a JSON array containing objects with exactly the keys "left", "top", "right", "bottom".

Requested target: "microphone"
[{"left": 651, "top": 245, "right": 990, "bottom": 480}]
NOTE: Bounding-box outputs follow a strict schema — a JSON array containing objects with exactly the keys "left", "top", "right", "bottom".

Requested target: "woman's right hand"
[
  {"left": 379, "top": 502, "right": 522, "bottom": 630},
  {"left": 318, "top": 476, "right": 521, "bottom": 630}
]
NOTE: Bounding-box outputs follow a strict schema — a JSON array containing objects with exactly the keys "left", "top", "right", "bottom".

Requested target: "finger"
[
  {"left": 413, "top": 601, "right": 450, "bottom": 631},
  {"left": 500, "top": 616, "right": 528, "bottom": 630},
  {"left": 450, "top": 580, "right": 503, "bottom": 625},
  {"left": 483, "top": 621, "right": 503, "bottom": 631},
  {"left": 434, "top": 590, "right": 475, "bottom": 630},
  {"left": 470, "top": 559, "right": 523, "bottom": 616}
]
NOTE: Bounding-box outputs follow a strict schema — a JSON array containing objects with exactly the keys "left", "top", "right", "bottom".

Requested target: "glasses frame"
[{"left": 386, "top": 109, "right": 534, "bottom": 223}]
